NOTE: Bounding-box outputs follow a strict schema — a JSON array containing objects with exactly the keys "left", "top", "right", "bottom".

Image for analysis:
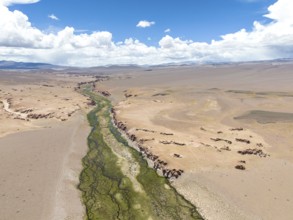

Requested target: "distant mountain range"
[
  {"left": 0, "top": 58, "right": 293, "bottom": 70},
  {"left": 0, "top": 61, "right": 61, "bottom": 70}
]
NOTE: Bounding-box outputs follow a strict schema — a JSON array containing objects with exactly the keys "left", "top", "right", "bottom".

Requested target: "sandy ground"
[
  {"left": 0, "top": 71, "right": 92, "bottom": 220},
  {"left": 98, "top": 63, "right": 293, "bottom": 220},
  {"left": 1, "top": 64, "right": 292, "bottom": 220},
  {"left": 0, "top": 70, "right": 94, "bottom": 137}
]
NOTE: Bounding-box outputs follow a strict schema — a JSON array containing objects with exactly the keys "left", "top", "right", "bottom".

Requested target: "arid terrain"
[
  {"left": 0, "top": 71, "right": 94, "bottom": 220},
  {"left": 97, "top": 63, "right": 293, "bottom": 220},
  {"left": 0, "top": 62, "right": 293, "bottom": 220}
]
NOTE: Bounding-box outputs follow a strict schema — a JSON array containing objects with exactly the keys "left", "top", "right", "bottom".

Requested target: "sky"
[{"left": 0, "top": 0, "right": 292, "bottom": 66}]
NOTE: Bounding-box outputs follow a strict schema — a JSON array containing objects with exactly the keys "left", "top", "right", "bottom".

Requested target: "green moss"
[{"left": 78, "top": 87, "right": 203, "bottom": 220}]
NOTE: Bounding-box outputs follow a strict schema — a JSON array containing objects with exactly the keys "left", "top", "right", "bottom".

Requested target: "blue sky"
[
  {"left": 10, "top": 0, "right": 275, "bottom": 45},
  {"left": 0, "top": 0, "right": 292, "bottom": 66}
]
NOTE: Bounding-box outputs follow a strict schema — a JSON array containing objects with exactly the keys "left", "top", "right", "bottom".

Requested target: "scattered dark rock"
[
  {"left": 235, "top": 165, "right": 246, "bottom": 170},
  {"left": 87, "top": 100, "right": 96, "bottom": 106},
  {"left": 236, "top": 138, "right": 251, "bottom": 144},
  {"left": 230, "top": 128, "right": 244, "bottom": 131},
  {"left": 139, "top": 138, "right": 154, "bottom": 144},
  {"left": 99, "top": 90, "right": 111, "bottom": 97},
  {"left": 125, "top": 93, "right": 133, "bottom": 98},
  {"left": 152, "top": 93, "right": 169, "bottom": 97},
  {"left": 257, "top": 143, "right": 263, "bottom": 147},
  {"left": 238, "top": 148, "right": 269, "bottom": 157},
  {"left": 173, "top": 154, "right": 182, "bottom": 158},
  {"left": 211, "top": 138, "right": 232, "bottom": 144},
  {"left": 136, "top": 128, "right": 155, "bottom": 133},
  {"left": 160, "top": 132, "right": 174, "bottom": 136},
  {"left": 27, "top": 113, "right": 53, "bottom": 119},
  {"left": 160, "top": 141, "right": 186, "bottom": 146},
  {"left": 220, "top": 146, "right": 231, "bottom": 151}
]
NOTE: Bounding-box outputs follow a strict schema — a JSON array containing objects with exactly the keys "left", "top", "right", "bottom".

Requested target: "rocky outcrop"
[
  {"left": 162, "top": 169, "right": 184, "bottom": 179},
  {"left": 19, "top": 109, "right": 33, "bottom": 114},
  {"left": 116, "top": 121, "right": 127, "bottom": 131},
  {"left": 160, "top": 141, "right": 186, "bottom": 146},
  {"left": 220, "top": 146, "right": 231, "bottom": 151},
  {"left": 235, "top": 165, "right": 246, "bottom": 170},
  {"left": 75, "top": 76, "right": 109, "bottom": 90},
  {"left": 238, "top": 148, "right": 269, "bottom": 157},
  {"left": 98, "top": 90, "right": 111, "bottom": 97},
  {"left": 136, "top": 128, "right": 156, "bottom": 133},
  {"left": 139, "top": 138, "right": 154, "bottom": 144},
  {"left": 173, "top": 154, "right": 182, "bottom": 158},
  {"left": 236, "top": 138, "right": 251, "bottom": 144},
  {"left": 210, "top": 138, "right": 232, "bottom": 145},
  {"left": 160, "top": 132, "right": 174, "bottom": 136},
  {"left": 230, "top": 128, "right": 244, "bottom": 131},
  {"left": 110, "top": 107, "right": 185, "bottom": 180},
  {"left": 87, "top": 100, "right": 96, "bottom": 106},
  {"left": 27, "top": 113, "right": 53, "bottom": 119}
]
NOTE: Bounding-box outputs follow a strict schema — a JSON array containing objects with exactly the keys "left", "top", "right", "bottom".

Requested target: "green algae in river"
[{"left": 78, "top": 89, "right": 203, "bottom": 220}]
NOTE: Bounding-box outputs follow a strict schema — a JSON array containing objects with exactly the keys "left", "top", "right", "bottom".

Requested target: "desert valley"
[{"left": 0, "top": 61, "right": 292, "bottom": 219}]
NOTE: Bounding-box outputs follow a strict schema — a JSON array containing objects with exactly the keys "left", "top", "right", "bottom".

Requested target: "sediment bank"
[{"left": 78, "top": 87, "right": 203, "bottom": 220}]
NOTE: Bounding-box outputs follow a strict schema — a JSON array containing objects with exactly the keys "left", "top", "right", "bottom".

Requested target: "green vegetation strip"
[{"left": 78, "top": 88, "right": 203, "bottom": 220}]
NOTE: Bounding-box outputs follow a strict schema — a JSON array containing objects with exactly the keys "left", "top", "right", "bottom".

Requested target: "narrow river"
[{"left": 78, "top": 88, "right": 203, "bottom": 220}]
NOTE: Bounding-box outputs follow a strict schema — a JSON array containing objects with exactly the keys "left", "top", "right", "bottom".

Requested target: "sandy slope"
[
  {"left": 98, "top": 63, "right": 293, "bottom": 220},
  {"left": 0, "top": 71, "right": 92, "bottom": 220}
]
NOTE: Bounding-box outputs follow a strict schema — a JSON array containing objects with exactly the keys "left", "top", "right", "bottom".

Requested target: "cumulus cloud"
[
  {"left": 48, "top": 14, "right": 59, "bottom": 21},
  {"left": 0, "top": 0, "right": 293, "bottom": 66},
  {"left": 136, "top": 20, "right": 155, "bottom": 28},
  {"left": 264, "top": 0, "right": 293, "bottom": 22},
  {"left": 0, "top": 0, "right": 40, "bottom": 6}
]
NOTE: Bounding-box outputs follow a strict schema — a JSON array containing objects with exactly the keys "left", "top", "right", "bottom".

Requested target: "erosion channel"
[{"left": 78, "top": 86, "right": 203, "bottom": 220}]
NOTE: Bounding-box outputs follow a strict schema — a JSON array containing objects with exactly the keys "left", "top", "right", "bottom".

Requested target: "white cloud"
[
  {"left": 0, "top": 0, "right": 293, "bottom": 66},
  {"left": 0, "top": 0, "right": 40, "bottom": 6},
  {"left": 264, "top": 0, "right": 293, "bottom": 22},
  {"left": 48, "top": 14, "right": 59, "bottom": 21},
  {"left": 164, "top": 28, "right": 171, "bottom": 33},
  {"left": 136, "top": 20, "right": 155, "bottom": 28}
]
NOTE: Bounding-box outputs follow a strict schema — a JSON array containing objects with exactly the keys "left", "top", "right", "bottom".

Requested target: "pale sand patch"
[
  {"left": 173, "top": 158, "right": 293, "bottom": 220},
  {"left": 0, "top": 111, "right": 89, "bottom": 220}
]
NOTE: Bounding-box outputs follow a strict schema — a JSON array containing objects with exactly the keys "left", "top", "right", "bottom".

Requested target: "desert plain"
[
  {"left": 0, "top": 71, "right": 94, "bottom": 220},
  {"left": 0, "top": 62, "right": 293, "bottom": 220}
]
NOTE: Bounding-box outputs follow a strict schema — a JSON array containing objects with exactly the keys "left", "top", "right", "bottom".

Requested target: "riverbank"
[
  {"left": 78, "top": 87, "right": 203, "bottom": 220},
  {"left": 96, "top": 64, "right": 293, "bottom": 220}
]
